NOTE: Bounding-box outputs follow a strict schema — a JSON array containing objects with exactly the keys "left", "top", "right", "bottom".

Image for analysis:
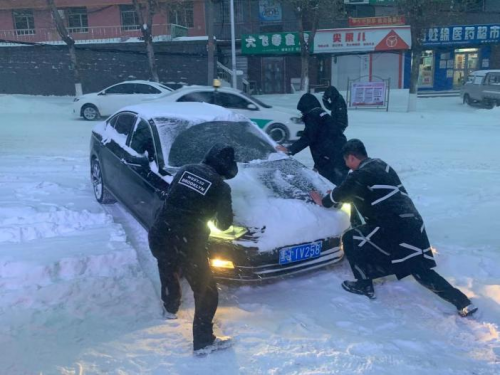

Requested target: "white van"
[{"left": 460, "top": 70, "right": 500, "bottom": 107}]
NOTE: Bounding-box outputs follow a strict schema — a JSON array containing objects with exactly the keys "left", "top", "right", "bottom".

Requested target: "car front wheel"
[
  {"left": 91, "top": 158, "right": 115, "bottom": 204},
  {"left": 82, "top": 104, "right": 100, "bottom": 121},
  {"left": 266, "top": 123, "right": 290, "bottom": 144}
]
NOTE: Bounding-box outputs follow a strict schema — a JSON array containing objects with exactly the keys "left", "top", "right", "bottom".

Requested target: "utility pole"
[
  {"left": 230, "top": 0, "right": 237, "bottom": 88},
  {"left": 207, "top": 0, "right": 215, "bottom": 85}
]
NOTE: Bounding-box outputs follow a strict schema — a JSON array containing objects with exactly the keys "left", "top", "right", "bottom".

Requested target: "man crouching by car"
[{"left": 148, "top": 143, "right": 238, "bottom": 356}]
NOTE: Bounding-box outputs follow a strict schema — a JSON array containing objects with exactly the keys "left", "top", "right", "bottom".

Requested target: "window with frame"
[
  {"left": 177, "top": 92, "right": 214, "bottom": 104},
  {"left": 130, "top": 120, "right": 156, "bottom": 162},
  {"left": 168, "top": 1, "right": 194, "bottom": 28},
  {"left": 134, "top": 84, "right": 162, "bottom": 94},
  {"left": 105, "top": 84, "right": 136, "bottom": 95},
  {"left": 113, "top": 113, "right": 137, "bottom": 137},
  {"left": 13, "top": 9, "right": 35, "bottom": 36},
  {"left": 67, "top": 7, "right": 88, "bottom": 33},
  {"left": 487, "top": 73, "right": 500, "bottom": 86},
  {"left": 215, "top": 0, "right": 244, "bottom": 24},
  {"left": 214, "top": 92, "right": 253, "bottom": 110},
  {"left": 120, "top": 5, "right": 140, "bottom": 31},
  {"left": 473, "top": 75, "right": 484, "bottom": 85}
]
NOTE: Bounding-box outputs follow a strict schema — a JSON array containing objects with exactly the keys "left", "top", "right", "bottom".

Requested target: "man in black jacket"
[
  {"left": 276, "top": 93, "right": 348, "bottom": 186},
  {"left": 322, "top": 85, "right": 348, "bottom": 133},
  {"left": 310, "top": 139, "right": 478, "bottom": 317},
  {"left": 148, "top": 143, "right": 237, "bottom": 355}
]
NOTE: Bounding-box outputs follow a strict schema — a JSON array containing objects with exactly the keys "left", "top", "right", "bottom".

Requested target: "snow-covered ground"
[{"left": 0, "top": 91, "right": 499, "bottom": 374}]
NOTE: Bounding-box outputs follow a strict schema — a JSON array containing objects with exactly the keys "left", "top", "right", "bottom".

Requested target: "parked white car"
[
  {"left": 157, "top": 86, "right": 304, "bottom": 143},
  {"left": 73, "top": 80, "right": 173, "bottom": 121},
  {"left": 461, "top": 70, "right": 500, "bottom": 107}
]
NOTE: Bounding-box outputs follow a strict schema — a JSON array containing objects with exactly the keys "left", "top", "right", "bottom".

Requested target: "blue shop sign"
[{"left": 423, "top": 24, "right": 500, "bottom": 46}]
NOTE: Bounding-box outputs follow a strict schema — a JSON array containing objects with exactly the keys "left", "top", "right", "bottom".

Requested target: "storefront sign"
[
  {"left": 349, "top": 16, "right": 405, "bottom": 27},
  {"left": 314, "top": 26, "right": 411, "bottom": 54},
  {"left": 258, "top": 0, "right": 282, "bottom": 22},
  {"left": 349, "top": 81, "right": 387, "bottom": 107},
  {"left": 242, "top": 32, "right": 310, "bottom": 55},
  {"left": 423, "top": 24, "right": 500, "bottom": 46}
]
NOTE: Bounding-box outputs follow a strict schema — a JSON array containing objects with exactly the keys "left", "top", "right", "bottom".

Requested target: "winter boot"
[
  {"left": 194, "top": 336, "right": 233, "bottom": 357},
  {"left": 458, "top": 304, "right": 478, "bottom": 318},
  {"left": 342, "top": 280, "right": 376, "bottom": 299}
]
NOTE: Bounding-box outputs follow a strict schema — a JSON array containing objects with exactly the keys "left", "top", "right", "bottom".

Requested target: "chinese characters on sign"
[
  {"left": 423, "top": 24, "right": 500, "bottom": 46},
  {"left": 349, "top": 16, "right": 405, "bottom": 27},
  {"left": 242, "top": 32, "right": 310, "bottom": 55},
  {"left": 349, "top": 82, "right": 387, "bottom": 108}
]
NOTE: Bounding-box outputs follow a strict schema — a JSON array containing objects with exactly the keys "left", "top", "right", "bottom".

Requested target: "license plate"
[{"left": 279, "top": 241, "right": 322, "bottom": 265}]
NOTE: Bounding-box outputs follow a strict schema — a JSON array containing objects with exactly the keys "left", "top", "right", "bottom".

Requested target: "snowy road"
[{"left": 0, "top": 92, "right": 499, "bottom": 374}]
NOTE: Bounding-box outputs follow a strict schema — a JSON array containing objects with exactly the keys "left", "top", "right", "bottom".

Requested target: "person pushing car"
[
  {"left": 276, "top": 93, "right": 348, "bottom": 186},
  {"left": 148, "top": 143, "right": 238, "bottom": 355},
  {"left": 310, "top": 139, "right": 478, "bottom": 318}
]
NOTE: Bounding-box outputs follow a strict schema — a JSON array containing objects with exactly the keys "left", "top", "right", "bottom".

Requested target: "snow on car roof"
[{"left": 123, "top": 102, "right": 248, "bottom": 123}]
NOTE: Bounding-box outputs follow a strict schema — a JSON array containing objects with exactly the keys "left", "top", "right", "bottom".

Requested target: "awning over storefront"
[{"left": 314, "top": 26, "right": 411, "bottom": 54}]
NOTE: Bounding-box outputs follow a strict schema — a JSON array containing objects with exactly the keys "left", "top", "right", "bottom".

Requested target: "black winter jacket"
[
  {"left": 322, "top": 86, "right": 348, "bottom": 133},
  {"left": 288, "top": 93, "right": 347, "bottom": 172},
  {"left": 149, "top": 144, "right": 235, "bottom": 242}
]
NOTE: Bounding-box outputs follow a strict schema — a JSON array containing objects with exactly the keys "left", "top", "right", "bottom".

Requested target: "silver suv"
[{"left": 461, "top": 70, "right": 500, "bottom": 107}]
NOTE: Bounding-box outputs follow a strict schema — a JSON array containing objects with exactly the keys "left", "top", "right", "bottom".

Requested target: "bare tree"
[
  {"left": 395, "top": 0, "right": 474, "bottom": 111},
  {"left": 132, "top": 0, "right": 160, "bottom": 82},
  {"left": 47, "top": 0, "right": 83, "bottom": 96},
  {"left": 285, "top": 0, "right": 344, "bottom": 92}
]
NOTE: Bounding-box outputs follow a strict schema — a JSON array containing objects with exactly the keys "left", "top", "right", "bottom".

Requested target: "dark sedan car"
[{"left": 90, "top": 102, "right": 349, "bottom": 281}]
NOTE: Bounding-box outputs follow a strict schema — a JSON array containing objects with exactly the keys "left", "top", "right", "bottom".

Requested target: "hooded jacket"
[
  {"left": 288, "top": 93, "right": 347, "bottom": 179},
  {"left": 150, "top": 144, "right": 236, "bottom": 241},
  {"left": 322, "top": 86, "right": 348, "bottom": 132}
]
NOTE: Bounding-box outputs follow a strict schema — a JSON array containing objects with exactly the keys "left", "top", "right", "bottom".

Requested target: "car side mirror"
[
  {"left": 98, "top": 91, "right": 106, "bottom": 96},
  {"left": 124, "top": 154, "right": 149, "bottom": 169},
  {"left": 247, "top": 103, "right": 258, "bottom": 111}
]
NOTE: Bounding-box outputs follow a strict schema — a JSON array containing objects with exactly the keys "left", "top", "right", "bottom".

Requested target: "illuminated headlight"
[
  {"left": 210, "top": 258, "right": 235, "bottom": 269},
  {"left": 73, "top": 98, "right": 80, "bottom": 102},
  {"left": 290, "top": 116, "right": 303, "bottom": 124},
  {"left": 207, "top": 221, "right": 248, "bottom": 240},
  {"left": 340, "top": 203, "right": 351, "bottom": 216}
]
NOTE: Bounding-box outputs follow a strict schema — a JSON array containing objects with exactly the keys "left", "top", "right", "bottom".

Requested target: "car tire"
[
  {"left": 463, "top": 94, "right": 471, "bottom": 106},
  {"left": 266, "top": 123, "right": 290, "bottom": 144},
  {"left": 91, "top": 158, "right": 116, "bottom": 204},
  {"left": 82, "top": 104, "right": 100, "bottom": 121}
]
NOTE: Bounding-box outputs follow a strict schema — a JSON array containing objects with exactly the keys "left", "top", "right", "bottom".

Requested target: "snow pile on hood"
[{"left": 228, "top": 159, "right": 350, "bottom": 252}]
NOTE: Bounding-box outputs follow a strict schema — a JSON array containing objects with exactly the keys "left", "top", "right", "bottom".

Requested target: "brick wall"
[{"left": 0, "top": 41, "right": 211, "bottom": 96}]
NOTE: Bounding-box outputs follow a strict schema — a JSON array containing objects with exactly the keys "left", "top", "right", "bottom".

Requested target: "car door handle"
[{"left": 120, "top": 158, "right": 143, "bottom": 168}]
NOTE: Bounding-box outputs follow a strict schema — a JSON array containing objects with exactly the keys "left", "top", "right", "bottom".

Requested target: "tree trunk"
[
  {"left": 408, "top": 42, "right": 422, "bottom": 112},
  {"left": 133, "top": 0, "right": 159, "bottom": 82},
  {"left": 146, "top": 37, "right": 160, "bottom": 82},
  {"left": 207, "top": 0, "right": 215, "bottom": 85},
  {"left": 47, "top": 0, "right": 83, "bottom": 96}
]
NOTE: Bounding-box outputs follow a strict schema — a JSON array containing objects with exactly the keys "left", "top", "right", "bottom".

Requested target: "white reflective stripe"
[
  {"left": 400, "top": 213, "right": 414, "bottom": 218},
  {"left": 421, "top": 223, "right": 425, "bottom": 233},
  {"left": 371, "top": 188, "right": 399, "bottom": 206},
  {"left": 355, "top": 264, "right": 367, "bottom": 279},
  {"left": 423, "top": 254, "right": 434, "bottom": 260},
  {"left": 370, "top": 184, "right": 408, "bottom": 206},
  {"left": 357, "top": 227, "right": 380, "bottom": 247},
  {"left": 320, "top": 112, "right": 327, "bottom": 117},
  {"left": 329, "top": 190, "right": 337, "bottom": 205},
  {"left": 385, "top": 164, "right": 390, "bottom": 173},
  {"left": 353, "top": 236, "right": 365, "bottom": 241},
  {"left": 392, "top": 243, "right": 433, "bottom": 264}
]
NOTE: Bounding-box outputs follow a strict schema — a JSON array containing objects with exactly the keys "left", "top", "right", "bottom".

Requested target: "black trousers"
[
  {"left": 149, "top": 229, "right": 218, "bottom": 350},
  {"left": 343, "top": 230, "right": 471, "bottom": 310}
]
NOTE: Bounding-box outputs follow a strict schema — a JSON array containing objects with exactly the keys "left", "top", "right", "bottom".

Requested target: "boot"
[
  {"left": 342, "top": 279, "right": 376, "bottom": 299},
  {"left": 193, "top": 336, "right": 232, "bottom": 356},
  {"left": 458, "top": 304, "right": 478, "bottom": 318}
]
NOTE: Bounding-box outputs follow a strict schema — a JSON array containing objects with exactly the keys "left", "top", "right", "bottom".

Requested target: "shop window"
[
  {"left": 13, "top": 9, "right": 35, "bottom": 36},
  {"left": 67, "top": 7, "right": 88, "bottom": 33},
  {"left": 120, "top": 5, "right": 140, "bottom": 31},
  {"left": 169, "top": 1, "right": 194, "bottom": 28},
  {"left": 418, "top": 51, "right": 434, "bottom": 88}
]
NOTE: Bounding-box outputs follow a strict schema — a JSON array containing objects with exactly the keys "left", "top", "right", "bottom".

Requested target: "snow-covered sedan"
[
  {"left": 156, "top": 86, "right": 304, "bottom": 144},
  {"left": 89, "top": 102, "right": 349, "bottom": 281},
  {"left": 73, "top": 80, "right": 173, "bottom": 121}
]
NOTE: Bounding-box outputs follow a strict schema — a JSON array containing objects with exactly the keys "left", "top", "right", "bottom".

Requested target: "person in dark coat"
[
  {"left": 148, "top": 143, "right": 237, "bottom": 354},
  {"left": 322, "top": 85, "right": 348, "bottom": 133},
  {"left": 310, "top": 139, "right": 478, "bottom": 317},
  {"left": 276, "top": 93, "right": 348, "bottom": 186}
]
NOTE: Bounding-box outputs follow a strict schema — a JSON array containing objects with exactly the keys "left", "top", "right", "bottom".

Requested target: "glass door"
[
  {"left": 454, "top": 48, "right": 479, "bottom": 88},
  {"left": 262, "top": 57, "right": 284, "bottom": 94}
]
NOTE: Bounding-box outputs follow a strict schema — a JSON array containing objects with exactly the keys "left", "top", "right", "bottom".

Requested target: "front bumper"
[{"left": 208, "top": 236, "right": 343, "bottom": 282}]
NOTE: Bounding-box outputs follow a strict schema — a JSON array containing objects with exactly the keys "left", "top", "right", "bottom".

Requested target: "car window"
[
  {"left": 130, "top": 120, "right": 156, "bottom": 161},
  {"left": 465, "top": 75, "right": 475, "bottom": 84},
  {"left": 134, "top": 84, "right": 162, "bottom": 94},
  {"left": 113, "top": 113, "right": 137, "bottom": 136},
  {"left": 108, "top": 115, "right": 118, "bottom": 128},
  {"left": 487, "top": 73, "right": 500, "bottom": 86},
  {"left": 177, "top": 91, "right": 214, "bottom": 104},
  {"left": 473, "top": 75, "right": 484, "bottom": 85},
  {"left": 106, "top": 83, "right": 135, "bottom": 94},
  {"left": 214, "top": 92, "right": 254, "bottom": 110}
]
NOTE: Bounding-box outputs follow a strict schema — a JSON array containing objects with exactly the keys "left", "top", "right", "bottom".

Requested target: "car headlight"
[
  {"left": 207, "top": 221, "right": 248, "bottom": 240},
  {"left": 73, "top": 98, "right": 80, "bottom": 102},
  {"left": 290, "top": 116, "right": 303, "bottom": 124},
  {"left": 210, "top": 258, "right": 235, "bottom": 269}
]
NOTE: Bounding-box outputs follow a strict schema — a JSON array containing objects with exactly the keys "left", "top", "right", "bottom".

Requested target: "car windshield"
[
  {"left": 240, "top": 92, "right": 272, "bottom": 109},
  {"left": 154, "top": 119, "right": 276, "bottom": 167}
]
